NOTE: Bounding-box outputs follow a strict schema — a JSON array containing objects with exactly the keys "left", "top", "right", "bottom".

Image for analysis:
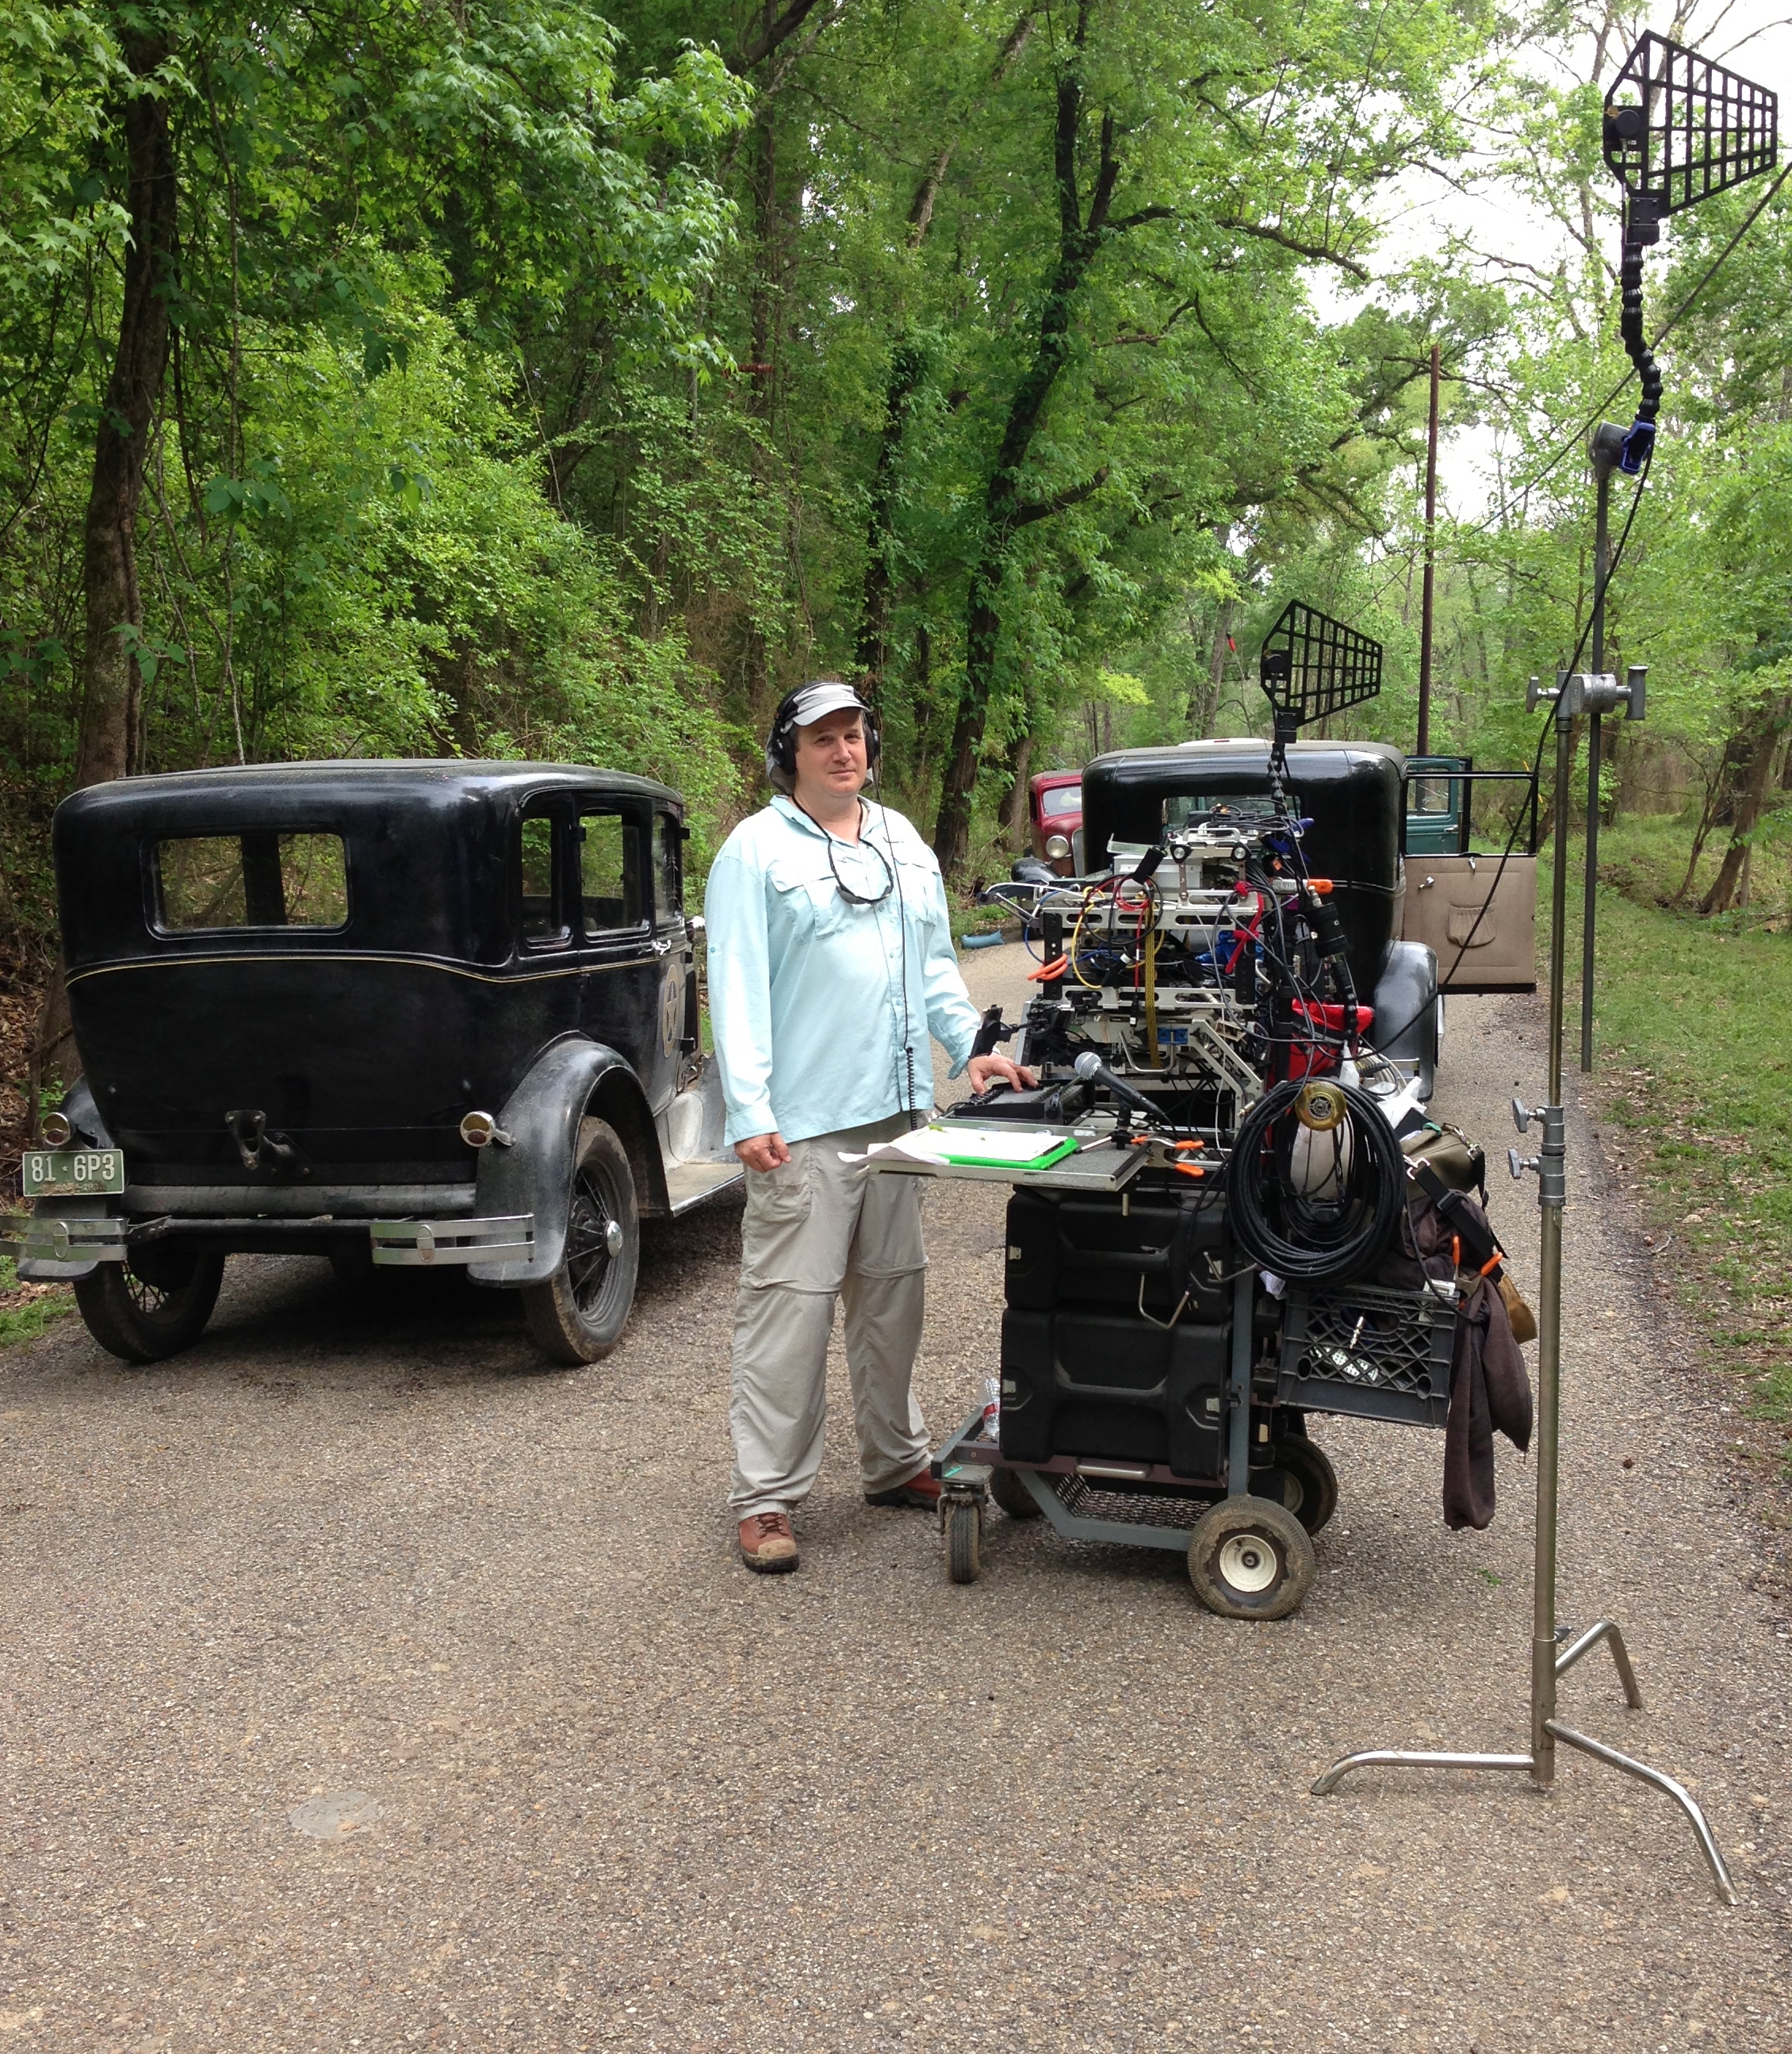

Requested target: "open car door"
[{"left": 1400, "top": 763, "right": 1538, "bottom": 994}]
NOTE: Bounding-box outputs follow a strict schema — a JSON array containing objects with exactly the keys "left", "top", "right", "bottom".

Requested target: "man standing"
[{"left": 705, "top": 681, "right": 1032, "bottom": 1573}]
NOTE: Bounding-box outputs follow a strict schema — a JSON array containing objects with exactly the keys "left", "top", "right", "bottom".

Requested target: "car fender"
[
  {"left": 1369, "top": 941, "right": 1440, "bottom": 1100},
  {"left": 14, "top": 1079, "right": 119, "bottom": 1280},
  {"left": 468, "top": 1038, "right": 661, "bottom": 1285}
]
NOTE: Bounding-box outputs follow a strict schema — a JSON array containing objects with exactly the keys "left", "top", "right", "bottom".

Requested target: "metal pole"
[
  {"left": 1226, "top": 1269, "right": 1252, "bottom": 1497},
  {"left": 1417, "top": 341, "right": 1440, "bottom": 758},
  {"left": 1547, "top": 696, "right": 1572, "bottom": 1104},
  {"left": 1530, "top": 703, "right": 1576, "bottom": 1781},
  {"left": 1581, "top": 423, "right": 1625, "bottom": 1073},
  {"left": 1581, "top": 467, "right": 1609, "bottom": 1071}
]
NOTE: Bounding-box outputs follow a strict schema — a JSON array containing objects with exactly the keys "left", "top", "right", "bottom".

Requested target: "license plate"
[{"left": 21, "top": 1148, "right": 125, "bottom": 1197}]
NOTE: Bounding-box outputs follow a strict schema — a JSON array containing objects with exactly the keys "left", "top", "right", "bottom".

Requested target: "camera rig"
[
  {"left": 973, "top": 602, "right": 1406, "bottom": 1143},
  {"left": 884, "top": 602, "right": 1510, "bottom": 1623}
]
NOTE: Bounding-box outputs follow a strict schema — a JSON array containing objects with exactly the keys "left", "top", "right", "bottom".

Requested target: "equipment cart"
[
  {"left": 867, "top": 1117, "right": 1457, "bottom": 1619},
  {"left": 863, "top": 604, "right": 1514, "bottom": 1619}
]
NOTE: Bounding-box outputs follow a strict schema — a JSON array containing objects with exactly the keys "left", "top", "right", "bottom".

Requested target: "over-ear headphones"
[{"left": 764, "top": 682, "right": 881, "bottom": 794}]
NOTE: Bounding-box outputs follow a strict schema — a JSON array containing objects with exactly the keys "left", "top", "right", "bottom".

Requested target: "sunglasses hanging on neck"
[{"left": 795, "top": 796, "right": 894, "bottom": 905}]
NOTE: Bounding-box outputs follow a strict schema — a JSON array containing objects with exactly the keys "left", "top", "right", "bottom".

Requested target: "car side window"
[
  {"left": 519, "top": 807, "right": 569, "bottom": 945},
  {"left": 651, "top": 811, "right": 681, "bottom": 925},
  {"left": 579, "top": 808, "right": 645, "bottom": 937},
  {"left": 155, "top": 833, "right": 348, "bottom": 930}
]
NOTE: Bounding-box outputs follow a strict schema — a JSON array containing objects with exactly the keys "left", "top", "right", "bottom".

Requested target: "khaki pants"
[{"left": 729, "top": 1114, "right": 930, "bottom": 1517}]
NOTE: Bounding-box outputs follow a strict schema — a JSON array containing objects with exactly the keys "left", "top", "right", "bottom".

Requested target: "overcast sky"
[{"left": 1338, "top": 4, "right": 1792, "bottom": 518}]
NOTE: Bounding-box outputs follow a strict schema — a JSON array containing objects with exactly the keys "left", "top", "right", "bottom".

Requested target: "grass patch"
[
  {"left": 1574, "top": 821, "right": 1792, "bottom": 1445},
  {"left": 0, "top": 1255, "right": 73, "bottom": 1350}
]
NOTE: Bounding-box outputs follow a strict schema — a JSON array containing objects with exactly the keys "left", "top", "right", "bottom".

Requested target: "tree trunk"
[
  {"left": 932, "top": 13, "right": 1164, "bottom": 875},
  {"left": 741, "top": 101, "right": 780, "bottom": 718},
  {"left": 1697, "top": 694, "right": 1790, "bottom": 915},
  {"left": 1668, "top": 757, "right": 1725, "bottom": 909},
  {"left": 38, "top": 33, "right": 177, "bottom": 1103},
  {"left": 998, "top": 729, "right": 1033, "bottom": 850},
  {"left": 74, "top": 34, "right": 178, "bottom": 791},
  {"left": 852, "top": 14, "right": 1037, "bottom": 707},
  {"left": 1193, "top": 596, "right": 1232, "bottom": 738},
  {"left": 853, "top": 339, "right": 925, "bottom": 699}
]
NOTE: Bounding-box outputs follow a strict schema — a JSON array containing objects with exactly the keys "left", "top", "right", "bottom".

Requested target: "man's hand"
[
  {"left": 735, "top": 1131, "right": 792, "bottom": 1173},
  {"left": 967, "top": 1053, "right": 1038, "bottom": 1097}
]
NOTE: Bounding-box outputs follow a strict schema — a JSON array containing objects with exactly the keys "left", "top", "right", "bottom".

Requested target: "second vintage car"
[{"left": 4, "top": 761, "right": 741, "bottom": 1366}]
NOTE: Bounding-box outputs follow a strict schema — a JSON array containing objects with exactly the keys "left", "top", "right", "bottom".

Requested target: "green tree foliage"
[{"left": 2, "top": 0, "right": 1787, "bottom": 947}]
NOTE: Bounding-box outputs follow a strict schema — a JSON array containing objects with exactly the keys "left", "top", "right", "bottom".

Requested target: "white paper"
[{"left": 847, "top": 1124, "right": 1075, "bottom": 1169}]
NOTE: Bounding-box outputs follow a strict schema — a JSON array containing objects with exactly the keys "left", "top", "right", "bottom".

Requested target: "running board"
[{"left": 663, "top": 1157, "right": 744, "bottom": 1215}]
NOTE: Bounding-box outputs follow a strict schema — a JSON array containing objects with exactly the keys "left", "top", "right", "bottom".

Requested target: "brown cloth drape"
[
  {"left": 1442, "top": 1274, "right": 1533, "bottom": 1530},
  {"left": 1377, "top": 1188, "right": 1533, "bottom": 1529}
]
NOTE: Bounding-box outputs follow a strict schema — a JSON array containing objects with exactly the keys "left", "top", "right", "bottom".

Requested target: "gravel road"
[{"left": 2, "top": 944, "right": 1789, "bottom": 2052}]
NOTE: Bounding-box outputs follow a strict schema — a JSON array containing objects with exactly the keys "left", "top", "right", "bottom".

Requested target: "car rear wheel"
[
  {"left": 74, "top": 1246, "right": 226, "bottom": 1364},
  {"left": 520, "top": 1117, "right": 639, "bottom": 1366}
]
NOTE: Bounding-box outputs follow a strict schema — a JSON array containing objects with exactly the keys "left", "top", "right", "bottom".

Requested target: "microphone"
[{"left": 1072, "top": 1050, "right": 1158, "bottom": 1121}]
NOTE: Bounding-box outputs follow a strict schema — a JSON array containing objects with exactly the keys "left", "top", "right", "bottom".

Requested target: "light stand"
[
  {"left": 1310, "top": 31, "right": 1779, "bottom": 1904},
  {"left": 1311, "top": 667, "right": 1732, "bottom": 1902}
]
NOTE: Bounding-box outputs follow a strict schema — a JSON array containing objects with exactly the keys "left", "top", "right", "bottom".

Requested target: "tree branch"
[
  {"left": 1013, "top": 466, "right": 1110, "bottom": 526},
  {"left": 1215, "top": 217, "right": 1369, "bottom": 281},
  {"left": 1086, "top": 109, "right": 1120, "bottom": 235},
  {"left": 906, "top": 10, "right": 1036, "bottom": 247},
  {"left": 1105, "top": 205, "right": 1176, "bottom": 233},
  {"left": 730, "top": 0, "right": 835, "bottom": 75}
]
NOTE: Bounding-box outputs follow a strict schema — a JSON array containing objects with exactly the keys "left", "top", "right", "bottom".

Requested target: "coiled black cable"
[{"left": 1224, "top": 1079, "right": 1404, "bottom": 1283}]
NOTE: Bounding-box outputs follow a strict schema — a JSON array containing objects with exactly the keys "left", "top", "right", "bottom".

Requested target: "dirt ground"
[{"left": 2, "top": 945, "right": 1789, "bottom": 2052}]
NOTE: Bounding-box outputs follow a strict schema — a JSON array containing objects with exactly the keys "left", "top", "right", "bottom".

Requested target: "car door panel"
[{"left": 1401, "top": 853, "right": 1537, "bottom": 992}]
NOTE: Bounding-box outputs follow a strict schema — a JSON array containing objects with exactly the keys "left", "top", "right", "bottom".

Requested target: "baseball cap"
[{"left": 789, "top": 680, "right": 871, "bottom": 726}]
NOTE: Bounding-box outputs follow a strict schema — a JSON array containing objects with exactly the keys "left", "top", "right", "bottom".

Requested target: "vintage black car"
[{"left": 3, "top": 761, "right": 741, "bottom": 1365}]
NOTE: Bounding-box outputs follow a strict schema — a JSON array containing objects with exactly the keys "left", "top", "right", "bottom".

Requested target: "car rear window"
[
  {"left": 1162, "top": 792, "right": 1270, "bottom": 828},
  {"left": 156, "top": 833, "right": 348, "bottom": 929}
]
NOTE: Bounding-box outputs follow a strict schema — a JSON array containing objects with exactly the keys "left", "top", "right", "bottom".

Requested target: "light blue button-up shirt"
[{"left": 704, "top": 795, "right": 983, "bottom": 1146}]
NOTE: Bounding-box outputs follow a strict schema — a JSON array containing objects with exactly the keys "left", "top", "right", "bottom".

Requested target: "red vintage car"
[{"left": 1028, "top": 771, "right": 1083, "bottom": 871}]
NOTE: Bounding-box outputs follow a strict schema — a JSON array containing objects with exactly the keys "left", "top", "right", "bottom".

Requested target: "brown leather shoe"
[
  {"left": 865, "top": 1467, "right": 941, "bottom": 1509},
  {"left": 738, "top": 1510, "right": 798, "bottom": 1573}
]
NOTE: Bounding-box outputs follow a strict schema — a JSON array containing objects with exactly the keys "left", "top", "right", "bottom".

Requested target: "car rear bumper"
[
  {"left": 123, "top": 1182, "right": 479, "bottom": 1217},
  {"left": 2, "top": 1203, "right": 534, "bottom": 1278}
]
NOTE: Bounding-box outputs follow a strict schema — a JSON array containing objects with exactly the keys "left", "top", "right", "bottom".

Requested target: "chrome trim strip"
[
  {"left": 369, "top": 1215, "right": 535, "bottom": 1267},
  {"left": 2, "top": 1214, "right": 128, "bottom": 1263},
  {"left": 66, "top": 945, "right": 680, "bottom": 987}
]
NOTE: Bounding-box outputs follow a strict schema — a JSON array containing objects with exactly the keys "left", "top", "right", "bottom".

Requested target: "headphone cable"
[{"left": 870, "top": 751, "right": 921, "bottom": 1129}]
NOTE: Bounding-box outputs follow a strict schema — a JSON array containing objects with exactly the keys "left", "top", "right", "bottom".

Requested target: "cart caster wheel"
[
  {"left": 1186, "top": 1496, "right": 1315, "bottom": 1620},
  {"left": 1272, "top": 1435, "right": 1338, "bottom": 1534},
  {"left": 990, "top": 1467, "right": 1043, "bottom": 1520},
  {"left": 944, "top": 1498, "right": 983, "bottom": 1584}
]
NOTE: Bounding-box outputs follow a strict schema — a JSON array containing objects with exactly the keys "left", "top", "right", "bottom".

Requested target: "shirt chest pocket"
[
  {"left": 769, "top": 857, "right": 848, "bottom": 940},
  {"left": 889, "top": 851, "right": 939, "bottom": 941}
]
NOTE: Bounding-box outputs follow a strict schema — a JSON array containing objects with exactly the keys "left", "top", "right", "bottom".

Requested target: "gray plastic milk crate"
[{"left": 1277, "top": 1278, "right": 1458, "bottom": 1428}]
